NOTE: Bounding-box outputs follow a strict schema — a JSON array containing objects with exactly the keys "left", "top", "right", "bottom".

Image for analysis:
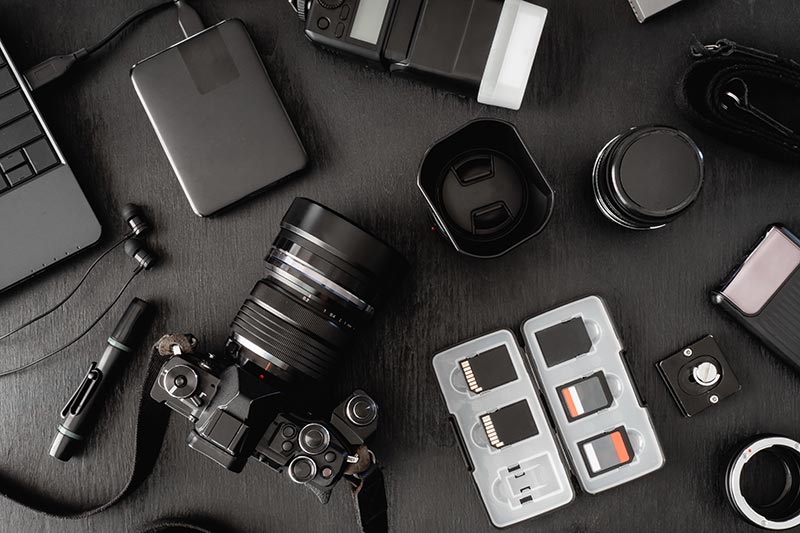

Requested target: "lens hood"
[{"left": 417, "top": 119, "right": 554, "bottom": 259}]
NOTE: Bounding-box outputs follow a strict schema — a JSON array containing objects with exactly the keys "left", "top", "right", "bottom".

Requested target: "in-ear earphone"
[
  {"left": 125, "top": 238, "right": 158, "bottom": 271},
  {"left": 0, "top": 203, "right": 160, "bottom": 375},
  {"left": 122, "top": 203, "right": 150, "bottom": 236}
]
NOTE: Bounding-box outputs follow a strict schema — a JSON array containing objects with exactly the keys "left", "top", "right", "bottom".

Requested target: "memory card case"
[
  {"left": 432, "top": 296, "right": 664, "bottom": 527},
  {"left": 712, "top": 225, "right": 800, "bottom": 372}
]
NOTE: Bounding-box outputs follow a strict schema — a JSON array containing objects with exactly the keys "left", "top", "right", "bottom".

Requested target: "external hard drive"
[{"left": 131, "top": 19, "right": 307, "bottom": 216}]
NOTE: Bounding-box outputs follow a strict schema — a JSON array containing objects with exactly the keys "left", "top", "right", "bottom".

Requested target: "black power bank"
[
  {"left": 131, "top": 19, "right": 307, "bottom": 216},
  {"left": 713, "top": 225, "right": 800, "bottom": 372}
]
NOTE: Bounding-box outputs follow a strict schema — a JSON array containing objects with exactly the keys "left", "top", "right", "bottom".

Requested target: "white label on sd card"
[
  {"left": 579, "top": 427, "right": 634, "bottom": 477},
  {"left": 557, "top": 371, "right": 613, "bottom": 422}
]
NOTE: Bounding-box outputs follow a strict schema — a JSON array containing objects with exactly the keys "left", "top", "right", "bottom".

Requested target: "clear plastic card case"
[
  {"left": 432, "top": 330, "right": 575, "bottom": 528},
  {"left": 521, "top": 295, "right": 665, "bottom": 494}
]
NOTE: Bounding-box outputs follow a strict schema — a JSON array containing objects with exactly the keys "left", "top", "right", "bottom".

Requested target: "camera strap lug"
[
  {"left": 153, "top": 333, "right": 197, "bottom": 357},
  {"left": 342, "top": 446, "right": 388, "bottom": 533}
]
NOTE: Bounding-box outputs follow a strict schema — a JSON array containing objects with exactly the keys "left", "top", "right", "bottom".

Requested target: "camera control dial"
[
  {"left": 164, "top": 365, "right": 199, "bottom": 400},
  {"left": 288, "top": 456, "right": 317, "bottom": 484},
  {"left": 299, "top": 423, "right": 331, "bottom": 455},
  {"left": 317, "top": 0, "right": 345, "bottom": 9}
]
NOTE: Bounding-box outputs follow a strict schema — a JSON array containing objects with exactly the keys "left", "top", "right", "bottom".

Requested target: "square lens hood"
[{"left": 417, "top": 119, "right": 554, "bottom": 258}]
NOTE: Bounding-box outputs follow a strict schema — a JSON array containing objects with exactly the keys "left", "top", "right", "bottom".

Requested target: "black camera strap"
[
  {"left": 347, "top": 462, "right": 389, "bottom": 533},
  {"left": 678, "top": 38, "right": 800, "bottom": 162},
  {"left": 0, "top": 348, "right": 388, "bottom": 533}
]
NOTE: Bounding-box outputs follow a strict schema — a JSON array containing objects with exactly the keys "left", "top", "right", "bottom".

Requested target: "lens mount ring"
[{"left": 727, "top": 435, "right": 800, "bottom": 530}]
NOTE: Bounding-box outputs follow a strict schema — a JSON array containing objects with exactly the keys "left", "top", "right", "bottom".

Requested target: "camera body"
[
  {"left": 296, "top": 0, "right": 549, "bottom": 110},
  {"left": 149, "top": 197, "right": 407, "bottom": 502},
  {"left": 151, "top": 341, "right": 377, "bottom": 496}
]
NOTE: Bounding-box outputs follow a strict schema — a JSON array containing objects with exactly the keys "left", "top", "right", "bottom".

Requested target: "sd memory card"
[
  {"left": 536, "top": 317, "right": 593, "bottom": 367},
  {"left": 459, "top": 345, "right": 517, "bottom": 394},
  {"left": 480, "top": 400, "right": 539, "bottom": 449},
  {"left": 557, "top": 371, "right": 614, "bottom": 422},
  {"left": 579, "top": 427, "right": 634, "bottom": 477}
]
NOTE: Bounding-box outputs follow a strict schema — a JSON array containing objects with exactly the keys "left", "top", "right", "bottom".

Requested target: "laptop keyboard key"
[
  {"left": 5, "top": 163, "right": 33, "bottom": 185},
  {"left": 0, "top": 115, "right": 41, "bottom": 155},
  {"left": 0, "top": 150, "right": 24, "bottom": 172},
  {"left": 24, "top": 138, "right": 58, "bottom": 173},
  {"left": 0, "top": 92, "right": 27, "bottom": 125},
  {"left": 0, "top": 67, "right": 15, "bottom": 95}
]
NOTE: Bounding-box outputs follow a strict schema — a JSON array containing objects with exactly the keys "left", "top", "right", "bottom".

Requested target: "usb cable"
[{"left": 23, "top": 0, "right": 204, "bottom": 91}]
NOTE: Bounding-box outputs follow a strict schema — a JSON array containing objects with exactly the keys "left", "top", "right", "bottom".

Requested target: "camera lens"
[
  {"left": 230, "top": 198, "right": 407, "bottom": 384},
  {"left": 592, "top": 125, "right": 703, "bottom": 230}
]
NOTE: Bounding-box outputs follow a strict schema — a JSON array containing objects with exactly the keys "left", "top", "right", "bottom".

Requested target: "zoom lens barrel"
[{"left": 230, "top": 198, "right": 406, "bottom": 384}]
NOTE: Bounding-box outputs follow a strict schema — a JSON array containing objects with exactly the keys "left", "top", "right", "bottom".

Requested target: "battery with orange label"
[
  {"left": 578, "top": 427, "right": 635, "bottom": 477},
  {"left": 556, "top": 371, "right": 613, "bottom": 422}
]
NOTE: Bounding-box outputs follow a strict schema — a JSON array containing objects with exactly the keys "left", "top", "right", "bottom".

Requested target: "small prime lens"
[
  {"left": 592, "top": 125, "right": 704, "bottom": 230},
  {"left": 230, "top": 198, "right": 407, "bottom": 384}
]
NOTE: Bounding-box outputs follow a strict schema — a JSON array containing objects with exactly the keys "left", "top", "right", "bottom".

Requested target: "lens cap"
[
  {"left": 593, "top": 126, "right": 704, "bottom": 230},
  {"left": 418, "top": 119, "right": 554, "bottom": 258}
]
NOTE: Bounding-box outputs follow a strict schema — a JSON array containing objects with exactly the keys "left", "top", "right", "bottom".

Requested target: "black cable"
[
  {"left": 0, "top": 267, "right": 142, "bottom": 377},
  {"left": 0, "top": 233, "right": 132, "bottom": 342},
  {"left": 23, "top": 0, "right": 179, "bottom": 91},
  {"left": 85, "top": 0, "right": 179, "bottom": 56}
]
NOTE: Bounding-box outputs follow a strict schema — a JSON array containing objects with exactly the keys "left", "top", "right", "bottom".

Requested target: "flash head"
[{"left": 298, "top": 0, "right": 548, "bottom": 110}]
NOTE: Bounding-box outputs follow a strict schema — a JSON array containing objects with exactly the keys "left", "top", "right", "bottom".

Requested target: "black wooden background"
[{"left": 0, "top": 0, "right": 798, "bottom": 531}]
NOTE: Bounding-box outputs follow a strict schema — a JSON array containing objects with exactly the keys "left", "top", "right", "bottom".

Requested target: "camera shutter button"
[{"left": 346, "top": 395, "right": 378, "bottom": 426}]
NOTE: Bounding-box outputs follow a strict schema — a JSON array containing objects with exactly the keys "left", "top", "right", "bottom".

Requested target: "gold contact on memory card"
[
  {"left": 481, "top": 413, "right": 504, "bottom": 448},
  {"left": 460, "top": 359, "right": 483, "bottom": 393}
]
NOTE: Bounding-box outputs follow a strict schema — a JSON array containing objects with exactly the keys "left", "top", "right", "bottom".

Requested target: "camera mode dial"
[{"left": 164, "top": 365, "right": 199, "bottom": 399}]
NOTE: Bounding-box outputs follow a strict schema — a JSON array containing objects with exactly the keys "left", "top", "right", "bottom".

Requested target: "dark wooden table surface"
[{"left": 0, "top": 1, "right": 798, "bottom": 532}]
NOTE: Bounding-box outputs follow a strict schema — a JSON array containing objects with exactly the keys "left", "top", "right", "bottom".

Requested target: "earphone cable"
[
  {"left": 0, "top": 232, "right": 133, "bottom": 342},
  {"left": 0, "top": 266, "right": 142, "bottom": 378}
]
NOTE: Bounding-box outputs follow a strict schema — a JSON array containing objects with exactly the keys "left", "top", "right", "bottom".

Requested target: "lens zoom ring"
[
  {"left": 250, "top": 282, "right": 350, "bottom": 348},
  {"left": 235, "top": 302, "right": 339, "bottom": 367}
]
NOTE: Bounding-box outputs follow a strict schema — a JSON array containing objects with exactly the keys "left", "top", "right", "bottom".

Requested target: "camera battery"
[
  {"left": 556, "top": 371, "right": 613, "bottom": 422},
  {"left": 579, "top": 427, "right": 634, "bottom": 477}
]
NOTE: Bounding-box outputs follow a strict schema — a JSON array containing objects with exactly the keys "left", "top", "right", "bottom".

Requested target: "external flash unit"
[{"left": 292, "top": 0, "right": 548, "bottom": 110}]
